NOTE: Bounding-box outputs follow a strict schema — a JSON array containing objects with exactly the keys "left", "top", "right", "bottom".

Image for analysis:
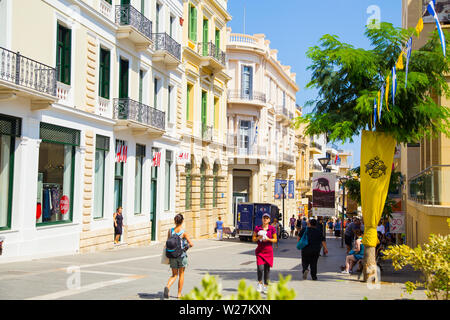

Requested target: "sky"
[{"left": 227, "top": 0, "right": 403, "bottom": 167}]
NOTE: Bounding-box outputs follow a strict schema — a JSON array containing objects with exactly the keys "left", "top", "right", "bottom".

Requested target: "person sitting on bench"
[{"left": 341, "top": 230, "right": 364, "bottom": 274}]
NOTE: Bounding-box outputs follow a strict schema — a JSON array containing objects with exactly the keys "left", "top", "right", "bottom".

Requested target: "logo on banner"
[
  {"left": 115, "top": 141, "right": 127, "bottom": 163},
  {"left": 152, "top": 152, "right": 162, "bottom": 167},
  {"left": 60, "top": 196, "right": 70, "bottom": 215},
  {"left": 365, "top": 156, "right": 387, "bottom": 179},
  {"left": 177, "top": 151, "right": 190, "bottom": 164}
]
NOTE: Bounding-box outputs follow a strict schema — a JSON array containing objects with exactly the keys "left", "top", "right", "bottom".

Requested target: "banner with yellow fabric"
[{"left": 360, "top": 131, "right": 396, "bottom": 247}]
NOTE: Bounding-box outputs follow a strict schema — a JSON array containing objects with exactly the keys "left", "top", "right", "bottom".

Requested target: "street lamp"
[
  {"left": 318, "top": 157, "right": 330, "bottom": 172},
  {"left": 339, "top": 176, "right": 349, "bottom": 248},
  {"left": 280, "top": 182, "right": 287, "bottom": 236}
]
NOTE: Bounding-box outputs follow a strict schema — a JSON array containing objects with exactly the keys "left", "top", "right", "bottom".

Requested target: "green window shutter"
[
  {"left": 201, "top": 91, "right": 207, "bottom": 125},
  {"left": 215, "top": 29, "right": 220, "bottom": 49},
  {"left": 203, "top": 19, "right": 209, "bottom": 56},
  {"left": 96, "top": 134, "right": 110, "bottom": 151},
  {"left": 189, "top": 5, "right": 197, "bottom": 42},
  {"left": 99, "top": 48, "right": 110, "bottom": 99},
  {"left": 186, "top": 84, "right": 191, "bottom": 121},
  {"left": 119, "top": 58, "right": 129, "bottom": 99},
  {"left": 40, "top": 123, "right": 80, "bottom": 146},
  {"left": 139, "top": 70, "right": 144, "bottom": 104},
  {"left": 56, "top": 24, "right": 71, "bottom": 85},
  {"left": 0, "top": 114, "right": 21, "bottom": 137}
]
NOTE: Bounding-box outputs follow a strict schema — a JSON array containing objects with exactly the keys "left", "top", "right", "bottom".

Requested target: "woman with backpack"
[
  {"left": 164, "top": 214, "right": 193, "bottom": 299},
  {"left": 252, "top": 213, "right": 277, "bottom": 293}
]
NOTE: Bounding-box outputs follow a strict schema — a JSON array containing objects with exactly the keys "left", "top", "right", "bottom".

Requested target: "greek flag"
[
  {"left": 405, "top": 37, "right": 413, "bottom": 88},
  {"left": 392, "top": 66, "right": 397, "bottom": 106},
  {"left": 427, "top": 0, "right": 446, "bottom": 57},
  {"left": 373, "top": 98, "right": 377, "bottom": 128}
]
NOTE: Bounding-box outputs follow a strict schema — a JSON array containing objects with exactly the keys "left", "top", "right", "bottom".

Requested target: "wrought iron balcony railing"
[
  {"left": 310, "top": 141, "right": 322, "bottom": 151},
  {"left": 409, "top": 165, "right": 450, "bottom": 206},
  {"left": 202, "top": 123, "right": 213, "bottom": 141},
  {"left": 113, "top": 98, "right": 165, "bottom": 131},
  {"left": 275, "top": 105, "right": 289, "bottom": 118},
  {"left": 198, "top": 42, "right": 226, "bottom": 65},
  {"left": 279, "top": 152, "right": 294, "bottom": 164},
  {"left": 115, "top": 4, "right": 152, "bottom": 40},
  {"left": 227, "top": 90, "right": 266, "bottom": 103},
  {"left": 152, "top": 33, "right": 181, "bottom": 60},
  {"left": 0, "top": 46, "right": 57, "bottom": 96}
]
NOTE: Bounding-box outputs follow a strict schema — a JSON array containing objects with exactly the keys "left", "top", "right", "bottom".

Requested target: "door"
[
  {"left": 150, "top": 152, "right": 158, "bottom": 241},
  {"left": 239, "top": 120, "right": 251, "bottom": 155},
  {"left": 119, "top": 59, "right": 129, "bottom": 99},
  {"left": 114, "top": 162, "right": 123, "bottom": 213},
  {"left": 202, "top": 19, "right": 209, "bottom": 55},
  {"left": 121, "top": 0, "right": 131, "bottom": 24}
]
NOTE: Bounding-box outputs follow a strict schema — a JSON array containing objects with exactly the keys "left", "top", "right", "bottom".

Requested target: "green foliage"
[
  {"left": 296, "top": 22, "right": 450, "bottom": 144},
  {"left": 181, "top": 274, "right": 296, "bottom": 301},
  {"left": 382, "top": 230, "right": 450, "bottom": 300}
]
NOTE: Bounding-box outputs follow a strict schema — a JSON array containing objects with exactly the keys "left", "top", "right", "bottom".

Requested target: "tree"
[{"left": 296, "top": 22, "right": 450, "bottom": 281}]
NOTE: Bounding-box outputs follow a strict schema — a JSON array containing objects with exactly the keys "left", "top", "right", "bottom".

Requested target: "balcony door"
[
  {"left": 239, "top": 120, "right": 252, "bottom": 155},
  {"left": 150, "top": 148, "right": 158, "bottom": 241},
  {"left": 201, "top": 91, "right": 207, "bottom": 134},
  {"left": 202, "top": 19, "right": 209, "bottom": 56},
  {"left": 120, "top": 0, "right": 131, "bottom": 24},
  {"left": 241, "top": 66, "right": 253, "bottom": 100},
  {"left": 119, "top": 58, "right": 129, "bottom": 99}
]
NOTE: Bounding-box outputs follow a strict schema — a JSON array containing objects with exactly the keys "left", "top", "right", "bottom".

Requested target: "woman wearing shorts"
[{"left": 164, "top": 214, "right": 193, "bottom": 299}]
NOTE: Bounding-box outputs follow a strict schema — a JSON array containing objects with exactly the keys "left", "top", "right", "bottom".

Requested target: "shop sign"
[
  {"left": 177, "top": 151, "right": 190, "bottom": 164},
  {"left": 115, "top": 141, "right": 128, "bottom": 163},
  {"left": 60, "top": 196, "right": 70, "bottom": 215}
]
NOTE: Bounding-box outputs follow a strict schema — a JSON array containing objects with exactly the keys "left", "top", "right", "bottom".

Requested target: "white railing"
[
  {"left": 99, "top": 0, "right": 113, "bottom": 20},
  {"left": 229, "top": 34, "right": 257, "bottom": 46},
  {"left": 56, "top": 81, "right": 72, "bottom": 106}
]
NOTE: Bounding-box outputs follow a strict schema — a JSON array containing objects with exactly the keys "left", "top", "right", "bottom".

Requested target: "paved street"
[{"left": 0, "top": 232, "right": 426, "bottom": 300}]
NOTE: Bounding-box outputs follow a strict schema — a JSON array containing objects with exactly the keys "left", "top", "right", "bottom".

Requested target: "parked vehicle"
[{"left": 236, "top": 203, "right": 279, "bottom": 241}]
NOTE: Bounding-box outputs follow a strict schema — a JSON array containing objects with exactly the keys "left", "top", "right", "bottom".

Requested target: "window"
[
  {"left": 202, "top": 19, "right": 209, "bottom": 55},
  {"left": 170, "top": 16, "right": 175, "bottom": 38},
  {"left": 156, "top": 3, "right": 161, "bottom": 33},
  {"left": 56, "top": 23, "right": 71, "bottom": 85},
  {"left": 188, "top": 4, "right": 197, "bottom": 42},
  {"left": 99, "top": 48, "right": 111, "bottom": 99},
  {"left": 215, "top": 29, "right": 220, "bottom": 50},
  {"left": 164, "top": 150, "right": 172, "bottom": 211},
  {"left": 135, "top": 144, "right": 145, "bottom": 214},
  {"left": 94, "top": 135, "right": 109, "bottom": 219},
  {"left": 214, "top": 97, "right": 219, "bottom": 129},
  {"left": 114, "top": 140, "right": 125, "bottom": 211},
  {"left": 119, "top": 58, "right": 129, "bottom": 99},
  {"left": 167, "top": 85, "right": 173, "bottom": 123},
  {"left": 139, "top": 70, "right": 144, "bottom": 104},
  {"left": 37, "top": 123, "right": 79, "bottom": 225},
  {"left": 187, "top": 83, "right": 193, "bottom": 121},
  {"left": 213, "top": 163, "right": 219, "bottom": 208},
  {"left": 201, "top": 91, "right": 207, "bottom": 127},
  {"left": 0, "top": 114, "right": 20, "bottom": 230},
  {"left": 200, "top": 160, "right": 206, "bottom": 208},
  {"left": 242, "top": 66, "right": 253, "bottom": 99},
  {"left": 185, "top": 162, "right": 192, "bottom": 210},
  {"left": 154, "top": 78, "right": 159, "bottom": 108}
]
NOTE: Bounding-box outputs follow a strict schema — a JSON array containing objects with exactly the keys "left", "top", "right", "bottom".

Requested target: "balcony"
[
  {"left": 278, "top": 152, "right": 295, "bottom": 167},
  {"left": 113, "top": 98, "right": 165, "bottom": 137},
  {"left": 0, "top": 46, "right": 57, "bottom": 109},
  {"left": 309, "top": 141, "right": 322, "bottom": 154},
  {"left": 227, "top": 90, "right": 266, "bottom": 107},
  {"left": 309, "top": 162, "right": 323, "bottom": 172},
  {"left": 227, "top": 133, "right": 267, "bottom": 160},
  {"left": 202, "top": 123, "right": 213, "bottom": 142},
  {"left": 409, "top": 165, "right": 450, "bottom": 206},
  {"left": 152, "top": 33, "right": 181, "bottom": 69},
  {"left": 115, "top": 4, "right": 153, "bottom": 51},
  {"left": 275, "top": 105, "right": 291, "bottom": 123},
  {"left": 198, "top": 42, "right": 226, "bottom": 73}
]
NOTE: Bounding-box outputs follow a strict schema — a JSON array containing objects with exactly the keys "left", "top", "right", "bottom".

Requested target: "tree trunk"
[{"left": 362, "top": 246, "right": 377, "bottom": 282}]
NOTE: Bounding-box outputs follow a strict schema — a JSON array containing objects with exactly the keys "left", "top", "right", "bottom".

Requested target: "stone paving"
[{"left": 0, "top": 230, "right": 426, "bottom": 300}]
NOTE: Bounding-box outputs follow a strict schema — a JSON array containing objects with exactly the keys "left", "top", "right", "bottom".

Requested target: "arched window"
[
  {"left": 185, "top": 162, "right": 192, "bottom": 210},
  {"left": 213, "top": 163, "right": 219, "bottom": 208},
  {"left": 200, "top": 160, "right": 206, "bottom": 208}
]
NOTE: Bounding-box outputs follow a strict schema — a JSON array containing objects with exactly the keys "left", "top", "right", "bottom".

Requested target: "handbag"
[
  {"left": 296, "top": 227, "right": 309, "bottom": 250},
  {"left": 160, "top": 247, "right": 170, "bottom": 265}
]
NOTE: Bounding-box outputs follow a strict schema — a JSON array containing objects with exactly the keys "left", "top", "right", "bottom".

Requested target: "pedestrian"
[
  {"left": 334, "top": 218, "right": 342, "bottom": 237},
  {"left": 271, "top": 218, "right": 281, "bottom": 249},
  {"left": 164, "top": 214, "right": 194, "bottom": 299},
  {"left": 341, "top": 230, "right": 364, "bottom": 274},
  {"left": 289, "top": 215, "right": 296, "bottom": 237},
  {"left": 298, "top": 219, "right": 328, "bottom": 281},
  {"left": 327, "top": 219, "right": 334, "bottom": 234},
  {"left": 317, "top": 217, "right": 327, "bottom": 257},
  {"left": 216, "top": 216, "right": 224, "bottom": 241},
  {"left": 344, "top": 219, "right": 361, "bottom": 254},
  {"left": 295, "top": 216, "right": 302, "bottom": 236},
  {"left": 252, "top": 213, "right": 277, "bottom": 293},
  {"left": 301, "top": 217, "right": 308, "bottom": 230},
  {"left": 113, "top": 206, "right": 123, "bottom": 244}
]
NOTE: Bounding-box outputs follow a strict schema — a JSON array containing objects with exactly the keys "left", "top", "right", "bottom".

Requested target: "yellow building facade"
[{"left": 401, "top": 0, "right": 450, "bottom": 247}]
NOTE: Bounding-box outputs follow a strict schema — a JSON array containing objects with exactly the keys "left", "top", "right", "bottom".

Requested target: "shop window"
[
  {"left": 0, "top": 114, "right": 21, "bottom": 230},
  {"left": 37, "top": 123, "right": 79, "bottom": 225},
  {"left": 94, "top": 135, "right": 110, "bottom": 219}
]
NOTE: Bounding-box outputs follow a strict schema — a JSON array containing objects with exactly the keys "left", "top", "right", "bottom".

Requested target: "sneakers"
[
  {"left": 256, "top": 283, "right": 263, "bottom": 293},
  {"left": 303, "top": 269, "right": 309, "bottom": 280},
  {"left": 263, "top": 285, "right": 268, "bottom": 294},
  {"left": 341, "top": 270, "right": 350, "bottom": 274}
]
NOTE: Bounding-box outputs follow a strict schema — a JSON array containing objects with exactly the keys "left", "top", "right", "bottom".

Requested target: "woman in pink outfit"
[{"left": 252, "top": 213, "right": 278, "bottom": 293}]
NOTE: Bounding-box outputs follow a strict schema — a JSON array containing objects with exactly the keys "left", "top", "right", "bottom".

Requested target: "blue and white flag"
[
  {"left": 392, "top": 66, "right": 397, "bottom": 106},
  {"left": 373, "top": 98, "right": 377, "bottom": 128},
  {"left": 427, "top": 0, "right": 446, "bottom": 57},
  {"left": 379, "top": 85, "right": 384, "bottom": 120},
  {"left": 405, "top": 37, "right": 413, "bottom": 89}
]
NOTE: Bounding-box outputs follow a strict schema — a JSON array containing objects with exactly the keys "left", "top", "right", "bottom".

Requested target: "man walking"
[
  {"left": 216, "top": 216, "right": 224, "bottom": 241},
  {"left": 289, "top": 215, "right": 296, "bottom": 237},
  {"left": 298, "top": 219, "right": 328, "bottom": 281}
]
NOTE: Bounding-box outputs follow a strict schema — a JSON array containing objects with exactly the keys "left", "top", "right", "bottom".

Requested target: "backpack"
[
  {"left": 166, "top": 229, "right": 184, "bottom": 259},
  {"left": 296, "top": 227, "right": 309, "bottom": 250}
]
